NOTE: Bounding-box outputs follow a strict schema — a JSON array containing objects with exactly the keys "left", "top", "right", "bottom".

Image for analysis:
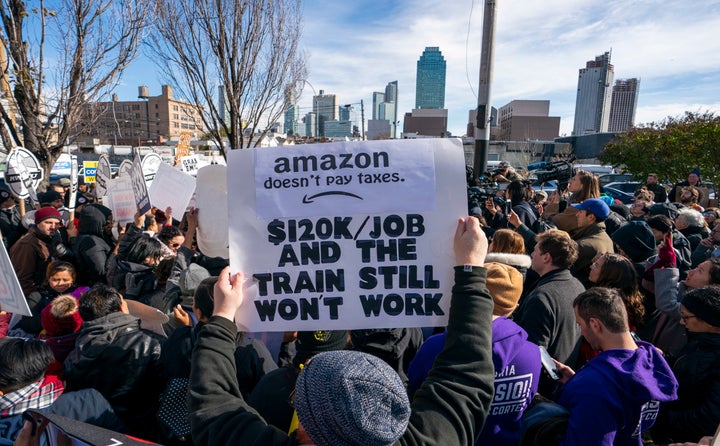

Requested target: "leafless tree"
[
  {"left": 0, "top": 0, "right": 149, "bottom": 187},
  {"left": 149, "top": 0, "right": 307, "bottom": 154}
]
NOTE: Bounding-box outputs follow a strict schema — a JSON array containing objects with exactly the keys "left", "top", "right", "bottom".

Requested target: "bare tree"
[
  {"left": 149, "top": 0, "right": 307, "bottom": 153},
  {"left": 0, "top": 0, "right": 149, "bottom": 187}
]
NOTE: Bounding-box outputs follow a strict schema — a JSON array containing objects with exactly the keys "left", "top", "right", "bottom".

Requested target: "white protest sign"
[
  {"left": 95, "top": 155, "right": 111, "bottom": 197},
  {"left": 141, "top": 152, "right": 163, "bottom": 188},
  {"left": 131, "top": 154, "right": 151, "bottom": 214},
  {"left": 68, "top": 155, "right": 79, "bottom": 212},
  {"left": 195, "top": 165, "right": 229, "bottom": 259},
  {"left": 148, "top": 162, "right": 196, "bottom": 217},
  {"left": 0, "top": 237, "right": 31, "bottom": 316},
  {"left": 5, "top": 147, "right": 43, "bottom": 203},
  {"left": 228, "top": 138, "right": 467, "bottom": 332},
  {"left": 179, "top": 154, "right": 201, "bottom": 175},
  {"left": 108, "top": 176, "right": 136, "bottom": 225},
  {"left": 117, "top": 159, "right": 133, "bottom": 178}
]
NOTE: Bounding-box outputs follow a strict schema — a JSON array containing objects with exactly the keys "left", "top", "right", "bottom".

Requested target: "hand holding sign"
[
  {"left": 453, "top": 217, "right": 488, "bottom": 267},
  {"left": 214, "top": 266, "right": 245, "bottom": 322}
]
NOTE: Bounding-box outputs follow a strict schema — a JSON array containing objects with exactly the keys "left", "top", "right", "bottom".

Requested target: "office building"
[
  {"left": 573, "top": 51, "right": 614, "bottom": 135},
  {"left": 608, "top": 78, "right": 640, "bottom": 132},
  {"left": 403, "top": 108, "right": 448, "bottom": 137},
  {"left": 496, "top": 100, "right": 560, "bottom": 141},
  {"left": 283, "top": 89, "right": 299, "bottom": 135},
  {"left": 74, "top": 85, "right": 204, "bottom": 144},
  {"left": 312, "top": 90, "right": 338, "bottom": 136},
  {"left": 371, "top": 81, "right": 399, "bottom": 138},
  {"left": 415, "top": 47, "right": 446, "bottom": 109}
]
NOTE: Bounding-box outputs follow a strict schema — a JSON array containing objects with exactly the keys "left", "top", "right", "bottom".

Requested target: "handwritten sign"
[
  {"left": 228, "top": 139, "right": 466, "bottom": 332},
  {"left": 180, "top": 154, "right": 200, "bottom": 175}
]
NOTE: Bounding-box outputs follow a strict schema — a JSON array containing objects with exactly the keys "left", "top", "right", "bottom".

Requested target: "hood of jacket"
[
  {"left": 491, "top": 317, "right": 531, "bottom": 370},
  {"left": 584, "top": 341, "right": 678, "bottom": 404},
  {"left": 78, "top": 204, "right": 111, "bottom": 237},
  {"left": 75, "top": 312, "right": 142, "bottom": 360},
  {"left": 485, "top": 252, "right": 532, "bottom": 269}
]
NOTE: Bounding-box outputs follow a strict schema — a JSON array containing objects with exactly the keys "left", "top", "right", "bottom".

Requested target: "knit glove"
[{"left": 643, "top": 233, "right": 676, "bottom": 281}]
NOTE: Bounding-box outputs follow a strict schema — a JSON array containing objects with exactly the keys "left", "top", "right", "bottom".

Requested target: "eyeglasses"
[
  {"left": 169, "top": 242, "right": 181, "bottom": 248},
  {"left": 680, "top": 314, "right": 698, "bottom": 322}
]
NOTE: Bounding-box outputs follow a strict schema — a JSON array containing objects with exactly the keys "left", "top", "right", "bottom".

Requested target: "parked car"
[
  {"left": 603, "top": 181, "right": 642, "bottom": 194},
  {"left": 598, "top": 173, "right": 635, "bottom": 187},
  {"left": 603, "top": 186, "right": 634, "bottom": 205}
]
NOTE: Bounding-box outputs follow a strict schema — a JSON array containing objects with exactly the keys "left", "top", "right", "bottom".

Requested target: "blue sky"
[{"left": 118, "top": 0, "right": 720, "bottom": 137}]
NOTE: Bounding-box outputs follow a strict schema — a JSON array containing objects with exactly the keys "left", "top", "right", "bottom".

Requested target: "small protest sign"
[
  {"left": 108, "top": 176, "right": 136, "bottom": 225},
  {"left": 228, "top": 138, "right": 467, "bottom": 332},
  {"left": 95, "top": 155, "right": 111, "bottom": 197},
  {"left": 68, "top": 155, "right": 79, "bottom": 212},
  {"left": 148, "top": 162, "right": 196, "bottom": 216},
  {"left": 179, "top": 154, "right": 201, "bottom": 175},
  {"left": 141, "top": 152, "right": 163, "bottom": 188},
  {"left": 0, "top": 236, "right": 31, "bottom": 316},
  {"left": 131, "top": 154, "right": 151, "bottom": 214},
  {"left": 83, "top": 160, "right": 99, "bottom": 184},
  {"left": 5, "top": 147, "right": 43, "bottom": 203}
]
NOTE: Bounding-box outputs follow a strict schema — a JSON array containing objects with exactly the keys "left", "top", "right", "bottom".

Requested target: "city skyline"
[{"left": 116, "top": 0, "right": 720, "bottom": 138}]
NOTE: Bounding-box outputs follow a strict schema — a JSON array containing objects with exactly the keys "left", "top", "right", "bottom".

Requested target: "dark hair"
[
  {"left": 0, "top": 338, "right": 54, "bottom": 392},
  {"left": 45, "top": 260, "right": 76, "bottom": 284},
  {"left": 633, "top": 187, "right": 655, "bottom": 202},
  {"left": 572, "top": 170, "right": 600, "bottom": 203},
  {"left": 155, "top": 257, "right": 176, "bottom": 290},
  {"left": 506, "top": 180, "right": 528, "bottom": 205},
  {"left": 194, "top": 276, "right": 219, "bottom": 319},
  {"left": 535, "top": 229, "right": 578, "bottom": 269},
  {"left": 574, "top": 287, "right": 629, "bottom": 334},
  {"left": 125, "top": 234, "right": 165, "bottom": 265},
  {"left": 489, "top": 229, "right": 525, "bottom": 255},
  {"left": 158, "top": 225, "right": 183, "bottom": 246},
  {"left": 79, "top": 283, "right": 123, "bottom": 321},
  {"left": 708, "top": 258, "right": 720, "bottom": 285},
  {"left": 593, "top": 253, "right": 645, "bottom": 329}
]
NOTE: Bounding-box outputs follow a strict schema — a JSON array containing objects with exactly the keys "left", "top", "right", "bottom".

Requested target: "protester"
[
  {"left": 569, "top": 198, "right": 614, "bottom": 287},
  {"left": 542, "top": 169, "right": 600, "bottom": 235},
  {"left": 350, "top": 327, "right": 423, "bottom": 389},
  {"left": 40, "top": 294, "right": 84, "bottom": 378},
  {"left": 73, "top": 204, "right": 116, "bottom": 286},
  {"left": 670, "top": 169, "right": 705, "bottom": 205},
  {"left": 513, "top": 229, "right": 584, "bottom": 366},
  {"left": 188, "top": 217, "right": 495, "bottom": 446},
  {"left": 0, "top": 338, "right": 63, "bottom": 443},
  {"left": 485, "top": 228, "right": 532, "bottom": 277},
  {"left": 611, "top": 220, "right": 657, "bottom": 276},
  {"left": 652, "top": 287, "right": 720, "bottom": 443},
  {"left": 676, "top": 208, "right": 711, "bottom": 252},
  {"left": 485, "top": 180, "right": 539, "bottom": 229},
  {"left": 64, "top": 284, "right": 166, "bottom": 440},
  {"left": 408, "top": 261, "right": 541, "bottom": 445},
  {"left": 0, "top": 187, "right": 24, "bottom": 249},
  {"left": 552, "top": 287, "right": 678, "bottom": 445},
  {"left": 10, "top": 206, "right": 64, "bottom": 295},
  {"left": 642, "top": 173, "right": 668, "bottom": 203},
  {"left": 18, "top": 261, "right": 85, "bottom": 335},
  {"left": 492, "top": 161, "right": 523, "bottom": 183}
]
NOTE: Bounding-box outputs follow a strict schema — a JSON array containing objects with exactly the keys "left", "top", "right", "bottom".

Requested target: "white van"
[{"left": 574, "top": 164, "right": 615, "bottom": 176}]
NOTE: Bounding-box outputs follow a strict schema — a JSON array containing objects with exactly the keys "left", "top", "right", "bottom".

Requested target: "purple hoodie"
[
  {"left": 408, "top": 317, "right": 541, "bottom": 446},
  {"left": 557, "top": 341, "right": 678, "bottom": 446}
]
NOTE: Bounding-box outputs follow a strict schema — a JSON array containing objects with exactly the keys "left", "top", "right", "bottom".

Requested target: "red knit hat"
[
  {"left": 41, "top": 295, "right": 83, "bottom": 337},
  {"left": 34, "top": 206, "right": 62, "bottom": 225}
]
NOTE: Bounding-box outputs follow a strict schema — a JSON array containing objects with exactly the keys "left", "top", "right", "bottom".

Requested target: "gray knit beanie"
[{"left": 295, "top": 350, "right": 410, "bottom": 446}]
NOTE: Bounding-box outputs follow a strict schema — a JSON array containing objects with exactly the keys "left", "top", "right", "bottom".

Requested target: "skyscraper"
[
  {"left": 312, "top": 90, "right": 337, "bottom": 136},
  {"left": 608, "top": 78, "right": 640, "bottom": 133},
  {"left": 283, "top": 89, "right": 299, "bottom": 135},
  {"left": 415, "top": 47, "right": 446, "bottom": 109},
  {"left": 573, "top": 51, "right": 614, "bottom": 135},
  {"left": 370, "top": 81, "right": 399, "bottom": 138}
]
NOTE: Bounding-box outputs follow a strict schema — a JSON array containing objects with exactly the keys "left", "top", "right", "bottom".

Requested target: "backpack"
[{"left": 519, "top": 400, "right": 569, "bottom": 446}]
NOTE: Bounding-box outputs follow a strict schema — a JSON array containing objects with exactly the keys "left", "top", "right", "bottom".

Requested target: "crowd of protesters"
[{"left": 0, "top": 162, "right": 719, "bottom": 446}]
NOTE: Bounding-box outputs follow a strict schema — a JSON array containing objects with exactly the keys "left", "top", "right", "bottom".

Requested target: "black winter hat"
[
  {"left": 611, "top": 220, "right": 656, "bottom": 263},
  {"left": 294, "top": 330, "right": 348, "bottom": 366},
  {"left": 682, "top": 287, "right": 720, "bottom": 327}
]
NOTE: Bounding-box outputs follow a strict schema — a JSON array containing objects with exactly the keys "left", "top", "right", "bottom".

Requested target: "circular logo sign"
[{"left": 5, "top": 147, "right": 43, "bottom": 199}]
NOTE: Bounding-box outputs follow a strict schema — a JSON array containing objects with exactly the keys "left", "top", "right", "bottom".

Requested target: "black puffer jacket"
[
  {"left": 73, "top": 204, "right": 114, "bottom": 286},
  {"left": 652, "top": 332, "right": 720, "bottom": 443},
  {"left": 110, "top": 259, "right": 159, "bottom": 305},
  {"left": 64, "top": 312, "right": 166, "bottom": 440}
]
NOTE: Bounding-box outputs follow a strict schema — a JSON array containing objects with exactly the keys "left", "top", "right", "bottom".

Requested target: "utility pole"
[
  {"left": 473, "top": 0, "right": 498, "bottom": 179},
  {"left": 360, "top": 99, "right": 366, "bottom": 140}
]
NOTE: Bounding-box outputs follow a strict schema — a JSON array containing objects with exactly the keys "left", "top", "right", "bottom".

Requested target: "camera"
[{"left": 529, "top": 156, "right": 577, "bottom": 190}]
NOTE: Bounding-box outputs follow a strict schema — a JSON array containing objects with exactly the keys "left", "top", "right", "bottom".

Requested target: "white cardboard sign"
[
  {"left": 195, "top": 165, "right": 229, "bottom": 259},
  {"left": 180, "top": 155, "right": 200, "bottom": 175},
  {"left": 0, "top": 238, "right": 31, "bottom": 316},
  {"left": 108, "top": 176, "right": 137, "bottom": 225},
  {"left": 5, "top": 147, "right": 42, "bottom": 203},
  {"left": 228, "top": 138, "right": 467, "bottom": 332},
  {"left": 141, "top": 152, "right": 163, "bottom": 188},
  {"left": 148, "top": 162, "right": 196, "bottom": 217},
  {"left": 95, "top": 155, "right": 112, "bottom": 197}
]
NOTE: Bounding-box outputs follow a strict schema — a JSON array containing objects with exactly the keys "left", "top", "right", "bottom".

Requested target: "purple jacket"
[{"left": 408, "top": 317, "right": 541, "bottom": 445}]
